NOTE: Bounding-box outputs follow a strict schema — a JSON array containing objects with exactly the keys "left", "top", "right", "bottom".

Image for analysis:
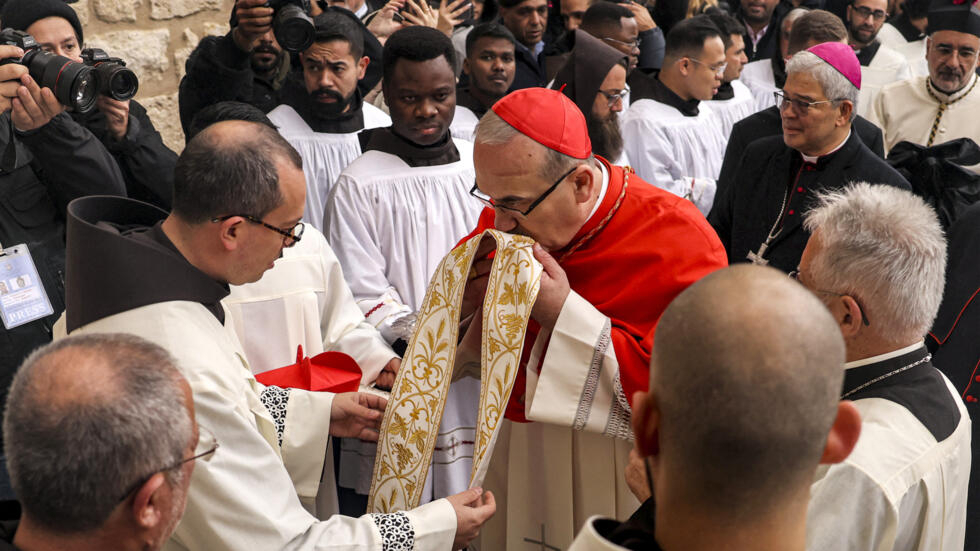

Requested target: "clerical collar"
[
  {"left": 361, "top": 127, "right": 461, "bottom": 167},
  {"left": 845, "top": 341, "right": 925, "bottom": 369},
  {"left": 650, "top": 78, "right": 700, "bottom": 116},
  {"left": 854, "top": 40, "right": 881, "bottom": 67},
  {"left": 587, "top": 160, "right": 611, "bottom": 220},
  {"left": 455, "top": 86, "right": 491, "bottom": 117},
  {"left": 712, "top": 81, "right": 735, "bottom": 101},
  {"left": 800, "top": 129, "right": 852, "bottom": 164},
  {"left": 928, "top": 72, "right": 978, "bottom": 103},
  {"left": 64, "top": 196, "right": 231, "bottom": 332},
  {"left": 279, "top": 77, "right": 367, "bottom": 134}
]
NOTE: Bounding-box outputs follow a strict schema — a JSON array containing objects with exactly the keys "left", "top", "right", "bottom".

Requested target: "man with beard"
[
  {"left": 846, "top": 0, "right": 912, "bottom": 118},
  {"left": 498, "top": 0, "right": 550, "bottom": 89},
  {"left": 323, "top": 26, "right": 484, "bottom": 513},
  {"left": 266, "top": 11, "right": 391, "bottom": 232},
  {"left": 552, "top": 31, "right": 630, "bottom": 163},
  {"left": 451, "top": 23, "right": 517, "bottom": 142},
  {"left": 708, "top": 42, "right": 909, "bottom": 273},
  {"left": 622, "top": 16, "right": 729, "bottom": 215},
  {"left": 740, "top": 7, "right": 808, "bottom": 110},
  {"left": 706, "top": 12, "right": 754, "bottom": 138},
  {"left": 871, "top": 0, "right": 980, "bottom": 160},
  {"left": 0, "top": 335, "right": 199, "bottom": 551},
  {"left": 737, "top": 0, "right": 788, "bottom": 61}
]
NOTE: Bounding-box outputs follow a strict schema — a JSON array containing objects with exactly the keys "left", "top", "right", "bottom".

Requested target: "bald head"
[
  {"left": 3, "top": 334, "right": 193, "bottom": 535},
  {"left": 172, "top": 120, "right": 302, "bottom": 224},
  {"left": 648, "top": 265, "right": 845, "bottom": 516}
]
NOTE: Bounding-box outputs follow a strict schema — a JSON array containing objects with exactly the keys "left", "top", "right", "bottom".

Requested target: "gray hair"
[
  {"left": 173, "top": 121, "right": 302, "bottom": 224},
  {"left": 803, "top": 183, "right": 947, "bottom": 342},
  {"left": 3, "top": 334, "right": 193, "bottom": 535},
  {"left": 475, "top": 110, "right": 594, "bottom": 180},
  {"left": 785, "top": 50, "right": 859, "bottom": 121}
]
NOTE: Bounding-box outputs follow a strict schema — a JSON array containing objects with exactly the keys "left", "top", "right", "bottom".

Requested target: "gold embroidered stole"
[{"left": 368, "top": 229, "right": 542, "bottom": 513}]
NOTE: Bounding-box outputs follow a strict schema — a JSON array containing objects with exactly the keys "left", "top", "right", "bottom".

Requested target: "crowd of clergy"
[{"left": 0, "top": 0, "right": 978, "bottom": 548}]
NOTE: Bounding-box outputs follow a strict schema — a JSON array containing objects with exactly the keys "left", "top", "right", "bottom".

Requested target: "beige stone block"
[
  {"left": 149, "top": 0, "right": 222, "bottom": 20},
  {"left": 93, "top": 0, "right": 142, "bottom": 22},
  {"left": 140, "top": 92, "right": 184, "bottom": 153},
  {"left": 173, "top": 28, "right": 200, "bottom": 81},
  {"left": 74, "top": 0, "right": 92, "bottom": 27},
  {"left": 86, "top": 29, "right": 171, "bottom": 82},
  {"left": 204, "top": 21, "right": 231, "bottom": 37}
]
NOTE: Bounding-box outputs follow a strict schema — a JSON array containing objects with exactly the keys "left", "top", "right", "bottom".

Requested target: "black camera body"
[
  {"left": 0, "top": 28, "right": 98, "bottom": 113},
  {"left": 266, "top": 0, "right": 315, "bottom": 53},
  {"left": 81, "top": 48, "right": 139, "bottom": 101}
]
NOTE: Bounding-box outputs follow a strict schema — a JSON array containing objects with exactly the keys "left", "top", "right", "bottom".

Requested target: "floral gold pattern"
[{"left": 367, "top": 230, "right": 542, "bottom": 513}]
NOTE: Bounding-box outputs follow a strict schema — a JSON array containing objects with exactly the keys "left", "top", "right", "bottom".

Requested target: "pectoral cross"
[
  {"left": 523, "top": 524, "right": 560, "bottom": 551},
  {"left": 747, "top": 242, "right": 769, "bottom": 266}
]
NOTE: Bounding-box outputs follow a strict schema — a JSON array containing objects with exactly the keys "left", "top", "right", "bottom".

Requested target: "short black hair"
[
  {"left": 187, "top": 101, "right": 277, "bottom": 141},
  {"left": 664, "top": 15, "right": 724, "bottom": 61},
  {"left": 311, "top": 10, "right": 365, "bottom": 59},
  {"left": 173, "top": 122, "right": 302, "bottom": 224},
  {"left": 382, "top": 26, "right": 457, "bottom": 86},
  {"left": 705, "top": 11, "right": 746, "bottom": 49},
  {"left": 903, "top": 0, "right": 930, "bottom": 19},
  {"left": 465, "top": 22, "right": 517, "bottom": 57},
  {"left": 787, "top": 9, "right": 847, "bottom": 55},
  {"left": 580, "top": 1, "right": 634, "bottom": 35}
]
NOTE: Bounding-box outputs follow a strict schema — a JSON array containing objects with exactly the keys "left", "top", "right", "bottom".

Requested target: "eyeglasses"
[
  {"left": 469, "top": 165, "right": 579, "bottom": 217},
  {"left": 789, "top": 269, "right": 871, "bottom": 326},
  {"left": 210, "top": 214, "right": 305, "bottom": 247},
  {"left": 597, "top": 87, "right": 630, "bottom": 108},
  {"left": 117, "top": 425, "right": 219, "bottom": 502},
  {"left": 603, "top": 36, "right": 642, "bottom": 50},
  {"left": 773, "top": 91, "right": 842, "bottom": 113},
  {"left": 687, "top": 56, "right": 727, "bottom": 76},
  {"left": 851, "top": 5, "right": 887, "bottom": 20},
  {"left": 930, "top": 43, "right": 979, "bottom": 62}
]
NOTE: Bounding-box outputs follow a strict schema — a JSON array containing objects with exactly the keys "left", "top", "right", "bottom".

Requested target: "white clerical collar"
[
  {"left": 845, "top": 341, "right": 925, "bottom": 369},
  {"left": 587, "top": 161, "right": 610, "bottom": 220},
  {"left": 800, "top": 129, "right": 852, "bottom": 163},
  {"left": 929, "top": 72, "right": 978, "bottom": 103}
]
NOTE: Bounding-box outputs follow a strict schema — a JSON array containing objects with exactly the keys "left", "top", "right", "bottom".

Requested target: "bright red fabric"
[{"left": 460, "top": 158, "right": 728, "bottom": 421}]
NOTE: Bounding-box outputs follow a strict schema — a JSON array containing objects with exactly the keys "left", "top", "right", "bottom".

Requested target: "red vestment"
[{"left": 461, "top": 157, "right": 728, "bottom": 422}]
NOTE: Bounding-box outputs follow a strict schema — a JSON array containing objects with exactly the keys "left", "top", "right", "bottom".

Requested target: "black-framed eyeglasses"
[
  {"left": 850, "top": 5, "right": 887, "bottom": 20},
  {"left": 603, "top": 36, "right": 642, "bottom": 50},
  {"left": 774, "top": 91, "right": 843, "bottom": 113},
  {"left": 117, "top": 425, "right": 219, "bottom": 502},
  {"left": 210, "top": 214, "right": 305, "bottom": 247},
  {"left": 789, "top": 269, "right": 871, "bottom": 326},
  {"left": 469, "top": 165, "right": 579, "bottom": 217},
  {"left": 597, "top": 87, "right": 630, "bottom": 108}
]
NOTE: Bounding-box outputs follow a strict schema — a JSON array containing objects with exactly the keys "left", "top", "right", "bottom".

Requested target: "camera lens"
[
  {"left": 274, "top": 4, "right": 315, "bottom": 52},
  {"left": 95, "top": 64, "right": 139, "bottom": 101},
  {"left": 22, "top": 49, "right": 98, "bottom": 114}
]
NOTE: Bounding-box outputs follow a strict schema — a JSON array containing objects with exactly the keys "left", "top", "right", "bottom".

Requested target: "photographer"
[
  {"left": 179, "top": 0, "right": 383, "bottom": 134},
  {"left": 1, "top": 0, "right": 176, "bottom": 211},
  {"left": 0, "top": 38, "right": 126, "bottom": 498}
]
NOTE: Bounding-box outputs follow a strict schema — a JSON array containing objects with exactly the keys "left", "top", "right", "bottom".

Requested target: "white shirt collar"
[
  {"left": 845, "top": 341, "right": 925, "bottom": 369},
  {"left": 800, "top": 129, "right": 852, "bottom": 163},
  {"left": 586, "top": 162, "right": 610, "bottom": 220}
]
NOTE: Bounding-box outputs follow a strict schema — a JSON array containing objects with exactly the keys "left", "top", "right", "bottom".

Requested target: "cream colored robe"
[
  {"left": 857, "top": 44, "right": 912, "bottom": 119},
  {"left": 62, "top": 301, "right": 456, "bottom": 550}
]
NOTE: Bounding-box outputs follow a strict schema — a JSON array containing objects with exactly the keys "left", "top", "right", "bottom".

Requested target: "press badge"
[{"left": 0, "top": 244, "right": 54, "bottom": 330}]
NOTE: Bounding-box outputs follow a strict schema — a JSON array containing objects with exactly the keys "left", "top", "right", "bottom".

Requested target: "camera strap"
[{"left": 1, "top": 120, "right": 16, "bottom": 173}]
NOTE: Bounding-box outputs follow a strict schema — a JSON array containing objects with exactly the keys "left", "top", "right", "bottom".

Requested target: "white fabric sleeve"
[
  {"left": 525, "top": 291, "right": 634, "bottom": 441},
  {"left": 323, "top": 174, "right": 412, "bottom": 345},
  {"left": 316, "top": 234, "right": 397, "bottom": 383},
  {"left": 806, "top": 463, "right": 897, "bottom": 551}
]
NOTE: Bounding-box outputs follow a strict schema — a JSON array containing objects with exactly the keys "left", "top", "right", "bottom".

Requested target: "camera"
[
  {"left": 81, "top": 48, "right": 139, "bottom": 101},
  {"left": 266, "top": 0, "right": 315, "bottom": 53},
  {"left": 0, "top": 29, "right": 98, "bottom": 114}
]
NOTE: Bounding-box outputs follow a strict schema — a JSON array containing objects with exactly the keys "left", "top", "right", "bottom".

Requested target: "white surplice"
[
  {"left": 62, "top": 301, "right": 457, "bottom": 551},
  {"left": 710, "top": 79, "right": 757, "bottom": 139},
  {"left": 857, "top": 43, "right": 912, "bottom": 119},
  {"left": 740, "top": 59, "right": 779, "bottom": 111},
  {"left": 876, "top": 23, "right": 929, "bottom": 77},
  {"left": 268, "top": 103, "right": 391, "bottom": 232},
  {"left": 450, "top": 105, "right": 479, "bottom": 143},
  {"left": 323, "top": 138, "right": 483, "bottom": 502},
  {"left": 622, "top": 99, "right": 727, "bottom": 214}
]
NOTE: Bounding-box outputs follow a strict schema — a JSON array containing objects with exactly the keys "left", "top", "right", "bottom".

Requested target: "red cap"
[{"left": 491, "top": 87, "right": 592, "bottom": 159}]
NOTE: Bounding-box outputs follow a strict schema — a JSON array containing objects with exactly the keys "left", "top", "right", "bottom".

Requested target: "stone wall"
[{"left": 75, "top": 0, "right": 237, "bottom": 152}]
